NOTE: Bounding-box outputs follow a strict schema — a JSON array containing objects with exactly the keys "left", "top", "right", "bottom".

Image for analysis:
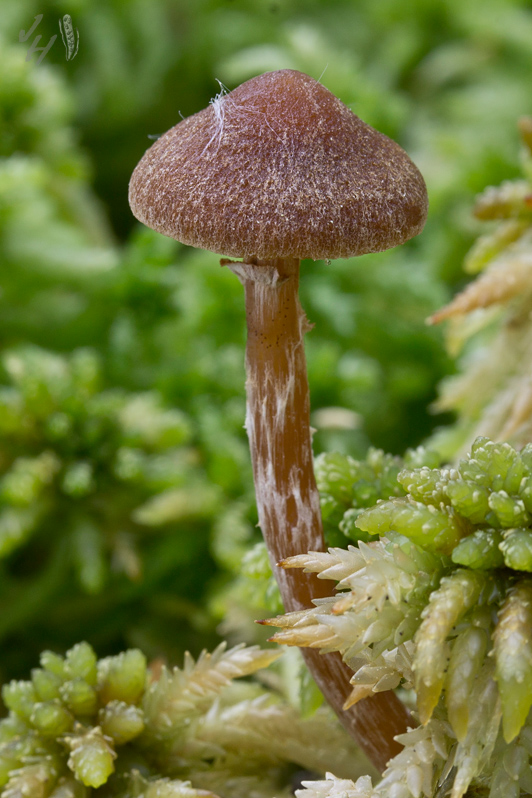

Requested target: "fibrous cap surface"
[{"left": 129, "top": 69, "right": 428, "bottom": 260}]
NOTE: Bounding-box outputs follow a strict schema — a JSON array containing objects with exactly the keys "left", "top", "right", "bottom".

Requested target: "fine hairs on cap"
[{"left": 129, "top": 70, "right": 428, "bottom": 261}]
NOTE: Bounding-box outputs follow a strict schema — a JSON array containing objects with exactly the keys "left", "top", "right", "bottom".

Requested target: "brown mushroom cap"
[{"left": 129, "top": 69, "right": 428, "bottom": 261}]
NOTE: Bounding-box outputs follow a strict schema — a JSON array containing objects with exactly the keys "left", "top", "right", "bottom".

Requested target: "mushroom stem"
[{"left": 225, "top": 255, "right": 410, "bottom": 772}]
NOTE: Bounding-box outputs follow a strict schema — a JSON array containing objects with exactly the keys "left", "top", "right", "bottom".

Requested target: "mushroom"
[{"left": 129, "top": 69, "right": 428, "bottom": 771}]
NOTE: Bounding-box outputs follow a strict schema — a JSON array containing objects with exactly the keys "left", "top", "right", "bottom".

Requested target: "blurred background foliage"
[{"left": 0, "top": 0, "right": 531, "bottom": 680}]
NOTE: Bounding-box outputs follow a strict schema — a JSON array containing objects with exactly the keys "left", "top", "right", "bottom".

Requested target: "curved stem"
[{"left": 225, "top": 255, "right": 410, "bottom": 772}]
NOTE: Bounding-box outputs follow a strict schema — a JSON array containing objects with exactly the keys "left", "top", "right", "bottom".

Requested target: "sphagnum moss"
[
  {"left": 267, "top": 435, "right": 532, "bottom": 798},
  {"left": 0, "top": 641, "right": 368, "bottom": 798}
]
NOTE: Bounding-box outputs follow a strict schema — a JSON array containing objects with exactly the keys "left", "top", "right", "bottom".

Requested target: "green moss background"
[{"left": 0, "top": 0, "right": 531, "bottom": 683}]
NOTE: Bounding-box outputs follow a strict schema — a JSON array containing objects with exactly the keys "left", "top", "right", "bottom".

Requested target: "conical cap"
[{"left": 129, "top": 70, "right": 428, "bottom": 260}]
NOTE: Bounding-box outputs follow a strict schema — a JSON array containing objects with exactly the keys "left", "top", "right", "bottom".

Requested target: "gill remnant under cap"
[{"left": 129, "top": 69, "right": 428, "bottom": 261}]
